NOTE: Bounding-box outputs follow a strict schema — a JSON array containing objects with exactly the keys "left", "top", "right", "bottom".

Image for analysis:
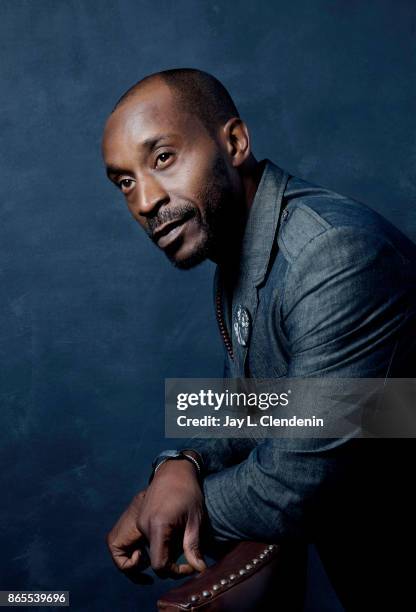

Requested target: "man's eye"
[
  {"left": 118, "top": 178, "right": 134, "bottom": 192},
  {"left": 155, "top": 152, "right": 173, "bottom": 167}
]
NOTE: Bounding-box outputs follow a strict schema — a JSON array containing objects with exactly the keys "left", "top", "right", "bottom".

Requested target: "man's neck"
[
  {"left": 213, "top": 157, "right": 266, "bottom": 270},
  {"left": 241, "top": 157, "right": 266, "bottom": 214}
]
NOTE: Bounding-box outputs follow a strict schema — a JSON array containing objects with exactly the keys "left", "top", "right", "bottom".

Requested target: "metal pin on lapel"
[{"left": 233, "top": 305, "right": 251, "bottom": 347}]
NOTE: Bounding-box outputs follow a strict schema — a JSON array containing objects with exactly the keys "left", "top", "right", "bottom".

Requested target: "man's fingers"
[
  {"left": 121, "top": 551, "right": 153, "bottom": 583},
  {"left": 183, "top": 521, "right": 207, "bottom": 573},
  {"left": 149, "top": 526, "right": 173, "bottom": 577},
  {"left": 109, "top": 541, "right": 153, "bottom": 584},
  {"left": 148, "top": 525, "right": 199, "bottom": 579},
  {"left": 106, "top": 490, "right": 154, "bottom": 583},
  {"left": 173, "top": 562, "right": 198, "bottom": 577},
  {"left": 107, "top": 511, "right": 149, "bottom": 573},
  {"left": 122, "top": 548, "right": 140, "bottom": 570},
  {"left": 109, "top": 543, "right": 149, "bottom": 571}
]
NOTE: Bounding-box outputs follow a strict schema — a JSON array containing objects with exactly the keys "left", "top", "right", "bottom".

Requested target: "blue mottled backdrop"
[{"left": 1, "top": 1, "right": 415, "bottom": 610}]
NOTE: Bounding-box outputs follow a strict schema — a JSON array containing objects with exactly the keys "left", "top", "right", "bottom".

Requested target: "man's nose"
[{"left": 134, "top": 175, "right": 169, "bottom": 218}]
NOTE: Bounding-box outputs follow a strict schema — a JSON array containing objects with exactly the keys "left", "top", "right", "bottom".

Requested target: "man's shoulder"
[{"left": 277, "top": 174, "right": 415, "bottom": 264}]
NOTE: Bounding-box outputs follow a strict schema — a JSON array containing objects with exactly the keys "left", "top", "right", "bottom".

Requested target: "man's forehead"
[
  {"left": 105, "top": 88, "right": 181, "bottom": 138},
  {"left": 102, "top": 80, "right": 213, "bottom": 166}
]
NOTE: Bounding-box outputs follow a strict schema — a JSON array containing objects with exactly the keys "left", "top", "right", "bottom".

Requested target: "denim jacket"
[{"left": 182, "top": 161, "right": 416, "bottom": 607}]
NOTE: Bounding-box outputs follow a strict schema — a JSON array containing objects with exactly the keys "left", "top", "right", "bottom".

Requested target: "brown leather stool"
[{"left": 157, "top": 541, "right": 307, "bottom": 611}]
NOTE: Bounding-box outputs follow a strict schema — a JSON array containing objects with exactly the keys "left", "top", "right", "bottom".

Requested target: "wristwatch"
[{"left": 149, "top": 449, "right": 204, "bottom": 483}]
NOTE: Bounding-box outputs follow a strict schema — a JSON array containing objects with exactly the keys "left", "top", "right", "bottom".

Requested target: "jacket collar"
[{"left": 233, "top": 159, "right": 289, "bottom": 287}]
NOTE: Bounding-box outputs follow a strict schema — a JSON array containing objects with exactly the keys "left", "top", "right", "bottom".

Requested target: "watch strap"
[{"left": 149, "top": 449, "right": 204, "bottom": 483}]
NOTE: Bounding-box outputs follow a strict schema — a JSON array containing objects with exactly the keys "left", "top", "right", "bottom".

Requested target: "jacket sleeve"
[{"left": 203, "top": 227, "right": 416, "bottom": 540}]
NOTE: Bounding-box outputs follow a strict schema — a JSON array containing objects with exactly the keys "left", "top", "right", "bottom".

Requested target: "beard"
[{"left": 147, "top": 155, "right": 239, "bottom": 270}]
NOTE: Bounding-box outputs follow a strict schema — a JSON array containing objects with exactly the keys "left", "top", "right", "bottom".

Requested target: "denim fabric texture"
[{"left": 182, "top": 161, "right": 416, "bottom": 608}]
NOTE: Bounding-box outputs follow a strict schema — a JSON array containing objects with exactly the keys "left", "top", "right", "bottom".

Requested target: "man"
[{"left": 102, "top": 68, "right": 416, "bottom": 609}]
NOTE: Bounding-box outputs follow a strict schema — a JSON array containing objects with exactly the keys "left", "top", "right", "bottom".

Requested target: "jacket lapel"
[{"left": 223, "top": 160, "right": 289, "bottom": 376}]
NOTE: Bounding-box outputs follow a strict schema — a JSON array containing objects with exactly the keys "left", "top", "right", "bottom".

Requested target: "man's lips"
[
  {"left": 153, "top": 214, "right": 193, "bottom": 249},
  {"left": 153, "top": 216, "right": 189, "bottom": 249}
]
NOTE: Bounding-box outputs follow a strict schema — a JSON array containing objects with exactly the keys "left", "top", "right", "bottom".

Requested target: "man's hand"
[
  {"left": 106, "top": 459, "right": 207, "bottom": 581},
  {"left": 106, "top": 489, "right": 153, "bottom": 584}
]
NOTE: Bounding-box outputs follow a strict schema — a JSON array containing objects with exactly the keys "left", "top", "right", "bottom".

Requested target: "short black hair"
[{"left": 113, "top": 68, "right": 240, "bottom": 137}]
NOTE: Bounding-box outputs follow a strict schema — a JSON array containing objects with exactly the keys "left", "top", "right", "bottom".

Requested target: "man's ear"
[{"left": 220, "top": 117, "right": 251, "bottom": 168}]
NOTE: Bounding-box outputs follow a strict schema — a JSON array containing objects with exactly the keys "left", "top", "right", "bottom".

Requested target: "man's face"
[{"left": 102, "top": 79, "right": 237, "bottom": 269}]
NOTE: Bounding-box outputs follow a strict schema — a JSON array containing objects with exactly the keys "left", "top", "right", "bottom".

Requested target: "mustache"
[{"left": 146, "top": 203, "right": 196, "bottom": 239}]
